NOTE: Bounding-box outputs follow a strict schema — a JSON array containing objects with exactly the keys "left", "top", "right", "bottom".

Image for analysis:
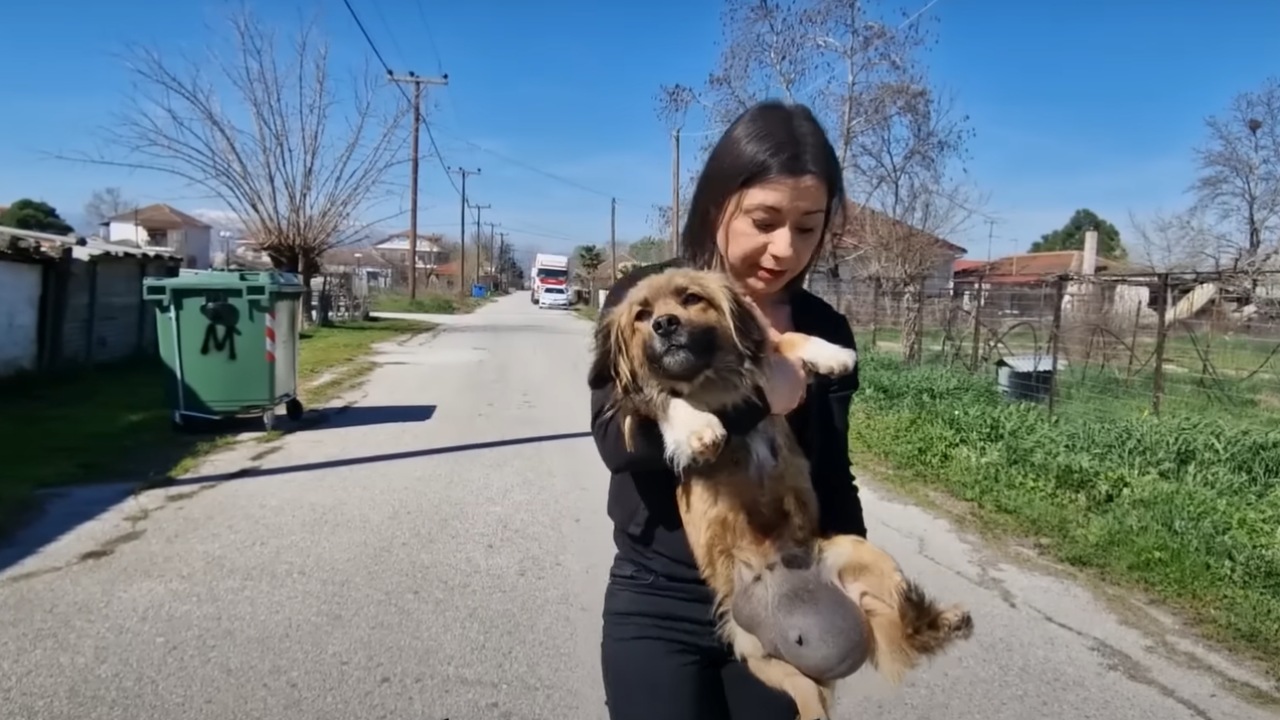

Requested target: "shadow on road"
[
  {"left": 0, "top": 430, "right": 593, "bottom": 577},
  {"left": 316, "top": 404, "right": 437, "bottom": 429},
  {"left": 169, "top": 430, "right": 594, "bottom": 486},
  {"left": 0, "top": 414, "right": 278, "bottom": 577}
]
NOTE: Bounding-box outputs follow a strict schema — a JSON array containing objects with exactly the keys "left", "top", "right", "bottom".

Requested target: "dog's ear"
[
  {"left": 588, "top": 306, "right": 638, "bottom": 393},
  {"left": 587, "top": 309, "right": 618, "bottom": 390},
  {"left": 726, "top": 288, "right": 769, "bottom": 365}
]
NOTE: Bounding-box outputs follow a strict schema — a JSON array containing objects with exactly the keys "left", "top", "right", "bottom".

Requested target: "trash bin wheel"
[
  {"left": 285, "top": 398, "right": 304, "bottom": 422},
  {"left": 263, "top": 409, "right": 276, "bottom": 432}
]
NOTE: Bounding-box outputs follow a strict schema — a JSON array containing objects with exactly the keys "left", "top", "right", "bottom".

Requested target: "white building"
[
  {"left": 371, "top": 230, "right": 450, "bottom": 269},
  {"left": 101, "top": 203, "right": 213, "bottom": 269}
]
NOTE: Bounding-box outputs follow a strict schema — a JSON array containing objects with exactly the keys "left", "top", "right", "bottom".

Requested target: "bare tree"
[
  {"left": 832, "top": 83, "right": 981, "bottom": 362},
  {"left": 651, "top": 84, "right": 699, "bottom": 243},
  {"left": 1127, "top": 207, "right": 1226, "bottom": 273},
  {"left": 1190, "top": 77, "right": 1280, "bottom": 284},
  {"left": 64, "top": 8, "right": 408, "bottom": 320},
  {"left": 650, "top": 0, "right": 975, "bottom": 301},
  {"left": 83, "top": 187, "right": 137, "bottom": 228}
]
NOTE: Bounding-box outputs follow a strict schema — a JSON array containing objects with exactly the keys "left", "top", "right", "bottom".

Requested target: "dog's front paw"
[
  {"left": 660, "top": 397, "right": 727, "bottom": 471},
  {"left": 798, "top": 337, "right": 857, "bottom": 377}
]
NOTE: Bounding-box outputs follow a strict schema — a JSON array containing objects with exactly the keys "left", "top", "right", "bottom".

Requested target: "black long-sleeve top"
[{"left": 588, "top": 261, "right": 867, "bottom": 585}]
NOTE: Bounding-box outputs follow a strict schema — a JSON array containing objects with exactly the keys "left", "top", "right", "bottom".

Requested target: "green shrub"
[{"left": 850, "top": 352, "right": 1280, "bottom": 674}]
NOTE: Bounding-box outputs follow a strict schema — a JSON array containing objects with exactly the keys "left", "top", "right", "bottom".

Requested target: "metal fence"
[
  {"left": 308, "top": 269, "right": 374, "bottom": 323},
  {"left": 810, "top": 270, "right": 1280, "bottom": 426}
]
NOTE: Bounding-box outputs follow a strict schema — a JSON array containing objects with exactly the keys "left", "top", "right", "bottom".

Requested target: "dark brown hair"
[{"left": 680, "top": 101, "right": 846, "bottom": 292}]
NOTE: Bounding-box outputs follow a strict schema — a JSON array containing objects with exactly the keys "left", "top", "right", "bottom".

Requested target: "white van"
[{"left": 538, "top": 285, "right": 570, "bottom": 309}]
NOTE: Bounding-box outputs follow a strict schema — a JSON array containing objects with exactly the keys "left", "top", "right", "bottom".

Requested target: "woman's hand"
[
  {"left": 739, "top": 295, "right": 807, "bottom": 416},
  {"left": 763, "top": 352, "right": 807, "bottom": 415}
]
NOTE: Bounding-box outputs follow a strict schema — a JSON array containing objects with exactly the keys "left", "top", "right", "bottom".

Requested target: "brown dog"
[{"left": 589, "top": 267, "right": 973, "bottom": 719}]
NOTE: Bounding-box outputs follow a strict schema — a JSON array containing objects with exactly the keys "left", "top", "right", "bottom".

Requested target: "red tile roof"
[
  {"left": 106, "top": 203, "right": 212, "bottom": 230},
  {"left": 953, "top": 259, "right": 989, "bottom": 273},
  {"left": 953, "top": 250, "right": 1116, "bottom": 284}
]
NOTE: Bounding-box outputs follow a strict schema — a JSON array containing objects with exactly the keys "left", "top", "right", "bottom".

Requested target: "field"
[{"left": 849, "top": 350, "right": 1280, "bottom": 677}]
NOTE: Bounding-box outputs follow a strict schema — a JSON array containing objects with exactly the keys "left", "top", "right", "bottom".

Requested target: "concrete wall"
[
  {"left": 59, "top": 256, "right": 171, "bottom": 366},
  {"left": 0, "top": 258, "right": 43, "bottom": 375}
]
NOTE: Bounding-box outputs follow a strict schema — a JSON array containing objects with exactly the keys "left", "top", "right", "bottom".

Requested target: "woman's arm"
[
  {"left": 590, "top": 382, "right": 771, "bottom": 475},
  {"left": 813, "top": 313, "right": 868, "bottom": 538},
  {"left": 818, "top": 387, "right": 867, "bottom": 537}
]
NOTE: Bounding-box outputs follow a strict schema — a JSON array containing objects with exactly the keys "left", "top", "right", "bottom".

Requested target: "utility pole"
[
  {"left": 471, "top": 203, "right": 491, "bottom": 286},
  {"left": 450, "top": 167, "right": 480, "bottom": 296},
  {"left": 486, "top": 221, "right": 497, "bottom": 288},
  {"left": 670, "top": 128, "right": 681, "bottom": 259},
  {"left": 984, "top": 218, "right": 997, "bottom": 262},
  {"left": 496, "top": 231, "right": 509, "bottom": 290},
  {"left": 610, "top": 197, "right": 618, "bottom": 283},
  {"left": 388, "top": 70, "right": 448, "bottom": 300}
]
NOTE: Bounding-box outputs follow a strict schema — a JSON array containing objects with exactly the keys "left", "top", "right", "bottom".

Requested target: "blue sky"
[{"left": 2, "top": 0, "right": 1278, "bottom": 262}]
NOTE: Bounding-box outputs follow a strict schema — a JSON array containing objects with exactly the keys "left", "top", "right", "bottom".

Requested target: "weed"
[{"left": 850, "top": 352, "right": 1280, "bottom": 677}]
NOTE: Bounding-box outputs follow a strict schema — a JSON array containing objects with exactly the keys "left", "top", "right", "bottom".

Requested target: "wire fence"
[{"left": 810, "top": 270, "right": 1280, "bottom": 427}]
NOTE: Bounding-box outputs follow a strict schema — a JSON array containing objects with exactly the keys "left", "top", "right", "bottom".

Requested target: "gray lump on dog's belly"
[{"left": 731, "top": 559, "right": 871, "bottom": 682}]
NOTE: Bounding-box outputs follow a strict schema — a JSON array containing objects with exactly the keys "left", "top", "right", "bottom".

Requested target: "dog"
[{"left": 589, "top": 266, "right": 973, "bottom": 719}]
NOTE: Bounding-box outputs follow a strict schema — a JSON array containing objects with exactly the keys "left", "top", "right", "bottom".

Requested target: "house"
[
  {"left": 428, "top": 260, "right": 499, "bottom": 291},
  {"left": 952, "top": 249, "right": 1132, "bottom": 318},
  {"left": 952, "top": 258, "right": 989, "bottom": 275},
  {"left": 101, "top": 203, "right": 213, "bottom": 269},
  {"left": 826, "top": 202, "right": 969, "bottom": 297},
  {"left": 371, "top": 230, "right": 451, "bottom": 270}
]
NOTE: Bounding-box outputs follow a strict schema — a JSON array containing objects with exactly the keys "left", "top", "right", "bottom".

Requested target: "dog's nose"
[{"left": 652, "top": 314, "right": 681, "bottom": 337}]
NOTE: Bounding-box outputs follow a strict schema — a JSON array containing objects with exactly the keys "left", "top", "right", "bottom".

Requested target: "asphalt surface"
[{"left": 1, "top": 294, "right": 1275, "bottom": 720}]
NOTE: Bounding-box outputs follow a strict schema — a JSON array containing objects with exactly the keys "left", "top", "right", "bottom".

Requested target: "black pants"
[{"left": 600, "top": 556, "right": 797, "bottom": 720}]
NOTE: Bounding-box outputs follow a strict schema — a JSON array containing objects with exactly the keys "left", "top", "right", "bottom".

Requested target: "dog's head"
[{"left": 589, "top": 268, "right": 769, "bottom": 400}]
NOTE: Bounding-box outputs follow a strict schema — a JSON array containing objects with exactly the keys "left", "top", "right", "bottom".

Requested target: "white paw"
[
  {"left": 659, "top": 397, "right": 727, "bottom": 471},
  {"left": 797, "top": 337, "right": 858, "bottom": 377}
]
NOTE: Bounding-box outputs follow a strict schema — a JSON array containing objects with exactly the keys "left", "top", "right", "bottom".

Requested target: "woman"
[{"left": 590, "top": 100, "right": 866, "bottom": 720}]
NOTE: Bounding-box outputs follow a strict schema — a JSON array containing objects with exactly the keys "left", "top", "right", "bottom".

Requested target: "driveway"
[{"left": 0, "top": 294, "right": 1273, "bottom": 720}]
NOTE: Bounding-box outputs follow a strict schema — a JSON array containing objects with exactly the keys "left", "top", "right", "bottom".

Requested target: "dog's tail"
[{"left": 863, "top": 579, "right": 973, "bottom": 684}]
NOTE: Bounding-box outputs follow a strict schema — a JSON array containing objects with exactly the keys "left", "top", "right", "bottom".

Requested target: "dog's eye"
[
  {"left": 680, "top": 292, "right": 704, "bottom": 307},
  {"left": 635, "top": 307, "right": 652, "bottom": 323}
]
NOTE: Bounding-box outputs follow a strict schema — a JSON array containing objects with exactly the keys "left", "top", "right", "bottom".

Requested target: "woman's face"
[{"left": 716, "top": 175, "right": 829, "bottom": 299}]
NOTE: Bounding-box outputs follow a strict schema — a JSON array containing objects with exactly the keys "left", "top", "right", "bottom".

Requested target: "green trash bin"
[{"left": 143, "top": 269, "right": 306, "bottom": 431}]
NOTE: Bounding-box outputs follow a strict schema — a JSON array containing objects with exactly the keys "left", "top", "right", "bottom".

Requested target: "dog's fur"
[{"left": 590, "top": 267, "right": 974, "bottom": 719}]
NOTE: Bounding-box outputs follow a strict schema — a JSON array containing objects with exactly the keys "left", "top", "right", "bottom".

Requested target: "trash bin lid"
[{"left": 143, "top": 269, "right": 303, "bottom": 290}]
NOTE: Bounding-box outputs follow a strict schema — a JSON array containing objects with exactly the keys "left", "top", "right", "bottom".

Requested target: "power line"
[
  {"left": 432, "top": 128, "right": 625, "bottom": 202},
  {"left": 348, "top": 0, "right": 627, "bottom": 225},
  {"left": 411, "top": 0, "right": 446, "bottom": 75},
  {"left": 342, "top": 0, "right": 461, "bottom": 199},
  {"left": 341, "top": 0, "right": 393, "bottom": 73}
]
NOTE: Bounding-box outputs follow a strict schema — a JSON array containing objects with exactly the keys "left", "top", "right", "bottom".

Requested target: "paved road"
[{"left": 1, "top": 294, "right": 1275, "bottom": 720}]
